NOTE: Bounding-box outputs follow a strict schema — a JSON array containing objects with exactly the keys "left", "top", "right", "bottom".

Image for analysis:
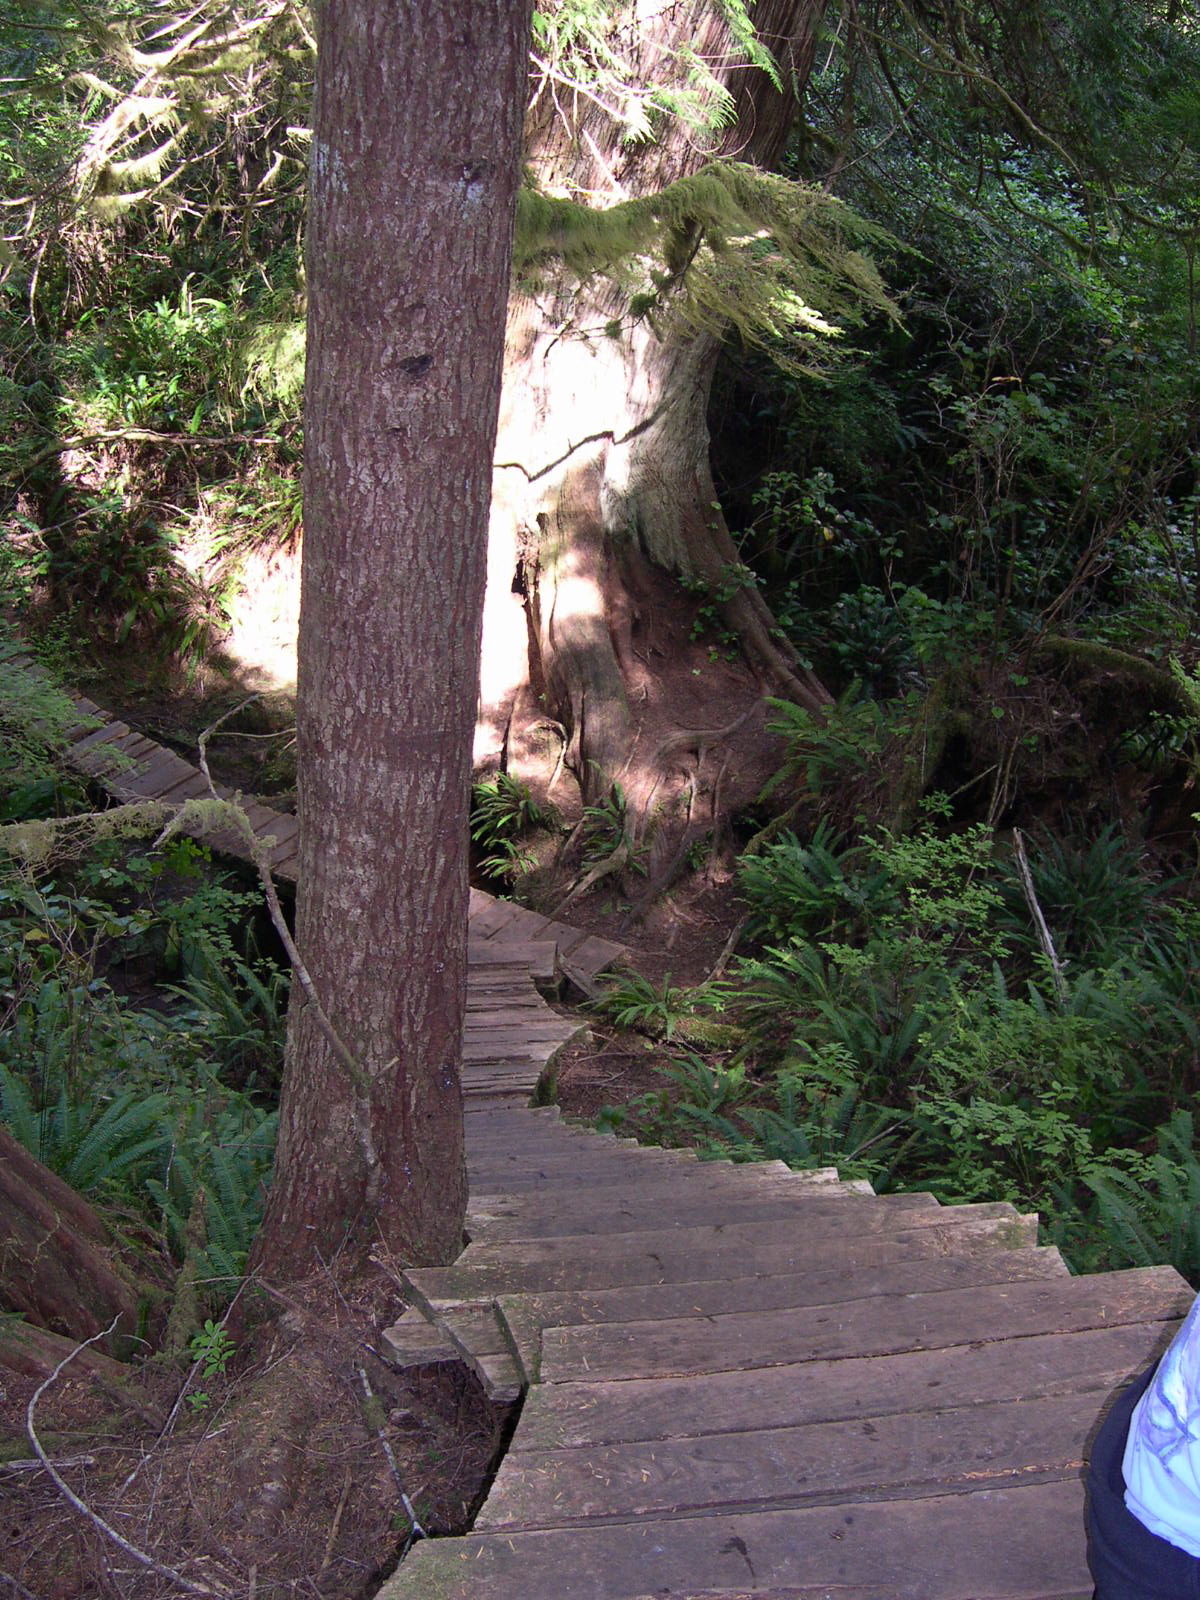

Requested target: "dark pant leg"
[{"left": 1087, "top": 1364, "right": 1200, "bottom": 1600}]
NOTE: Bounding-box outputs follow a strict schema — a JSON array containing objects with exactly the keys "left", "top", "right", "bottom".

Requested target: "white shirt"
[{"left": 1124, "top": 1291, "right": 1200, "bottom": 1558}]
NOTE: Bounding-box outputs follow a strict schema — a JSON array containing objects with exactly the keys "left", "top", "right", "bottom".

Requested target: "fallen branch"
[
  {"left": 17, "top": 427, "right": 286, "bottom": 482},
  {"left": 0, "top": 1572, "right": 43, "bottom": 1600},
  {"left": 26, "top": 1318, "right": 227, "bottom": 1598},
  {"left": 552, "top": 837, "right": 631, "bottom": 917},
  {"left": 705, "top": 916, "right": 748, "bottom": 984},
  {"left": 1012, "top": 827, "right": 1068, "bottom": 1005},
  {"left": 354, "top": 1365, "right": 426, "bottom": 1549},
  {"left": 118, "top": 1277, "right": 251, "bottom": 1498},
  {"left": 317, "top": 1467, "right": 353, "bottom": 1580}
]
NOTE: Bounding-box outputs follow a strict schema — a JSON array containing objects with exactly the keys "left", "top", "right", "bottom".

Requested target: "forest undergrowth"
[{"left": 3, "top": 0, "right": 1200, "bottom": 1592}]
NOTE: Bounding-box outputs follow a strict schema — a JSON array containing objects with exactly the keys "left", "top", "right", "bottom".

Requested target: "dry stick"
[
  {"left": 705, "top": 916, "right": 749, "bottom": 985},
  {"left": 188, "top": 706, "right": 382, "bottom": 1211},
  {"left": 551, "top": 837, "right": 631, "bottom": 917},
  {"left": 18, "top": 428, "right": 285, "bottom": 482},
  {"left": 354, "top": 1366, "right": 426, "bottom": 1549},
  {"left": 2, "top": 1454, "right": 96, "bottom": 1474},
  {"left": 1012, "top": 827, "right": 1068, "bottom": 1005},
  {"left": 26, "top": 1319, "right": 226, "bottom": 1599},
  {"left": 316, "top": 1467, "right": 353, "bottom": 1581},
  {"left": 0, "top": 1572, "right": 43, "bottom": 1600}
]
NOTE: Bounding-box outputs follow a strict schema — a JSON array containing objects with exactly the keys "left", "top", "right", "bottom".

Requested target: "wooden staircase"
[
  {"left": 378, "top": 951, "right": 1190, "bottom": 1599},
  {"left": 43, "top": 671, "right": 1194, "bottom": 1598}
]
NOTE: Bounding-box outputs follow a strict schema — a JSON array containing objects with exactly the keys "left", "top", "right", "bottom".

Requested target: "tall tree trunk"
[
  {"left": 251, "top": 1, "right": 531, "bottom": 1279},
  {"left": 478, "top": 0, "right": 832, "bottom": 820}
]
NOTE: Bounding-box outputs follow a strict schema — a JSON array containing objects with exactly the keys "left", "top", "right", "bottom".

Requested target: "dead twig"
[
  {"left": 1012, "top": 827, "right": 1068, "bottom": 1005},
  {"left": 705, "top": 916, "right": 748, "bottom": 984},
  {"left": 354, "top": 1365, "right": 426, "bottom": 1549},
  {"left": 26, "top": 1319, "right": 227, "bottom": 1598},
  {"left": 552, "top": 837, "right": 631, "bottom": 917},
  {"left": 317, "top": 1467, "right": 353, "bottom": 1580},
  {"left": 118, "top": 1277, "right": 251, "bottom": 1499},
  {"left": 0, "top": 1571, "right": 44, "bottom": 1600}
]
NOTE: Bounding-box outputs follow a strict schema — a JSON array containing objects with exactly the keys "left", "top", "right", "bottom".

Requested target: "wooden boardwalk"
[{"left": 44, "top": 674, "right": 1196, "bottom": 1598}]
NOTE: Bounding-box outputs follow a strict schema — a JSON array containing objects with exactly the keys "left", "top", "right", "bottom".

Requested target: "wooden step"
[
  {"left": 536, "top": 1266, "right": 1189, "bottom": 1383},
  {"left": 377, "top": 1477, "right": 1094, "bottom": 1599},
  {"left": 467, "top": 1159, "right": 848, "bottom": 1195},
  {"left": 406, "top": 1214, "right": 1046, "bottom": 1303},
  {"left": 459, "top": 1200, "right": 1040, "bottom": 1269},
  {"left": 513, "top": 1320, "right": 1178, "bottom": 1452},
  {"left": 380, "top": 1308, "right": 461, "bottom": 1369},
  {"left": 436, "top": 1303, "right": 525, "bottom": 1405},
  {"left": 464, "top": 1185, "right": 941, "bottom": 1243},
  {"left": 407, "top": 1248, "right": 1070, "bottom": 1386},
  {"left": 479, "top": 1387, "right": 1101, "bottom": 1529},
  {"left": 383, "top": 1303, "right": 525, "bottom": 1404},
  {"left": 414, "top": 1245, "right": 1068, "bottom": 1338}
]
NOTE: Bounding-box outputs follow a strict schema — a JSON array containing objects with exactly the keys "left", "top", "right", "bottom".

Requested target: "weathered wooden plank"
[
  {"left": 67, "top": 720, "right": 131, "bottom": 757},
  {"left": 269, "top": 847, "right": 299, "bottom": 881},
  {"left": 437, "top": 1305, "right": 526, "bottom": 1403},
  {"left": 239, "top": 801, "right": 289, "bottom": 837},
  {"left": 538, "top": 1267, "right": 1189, "bottom": 1382},
  {"left": 110, "top": 731, "right": 160, "bottom": 762},
  {"left": 465, "top": 1160, "right": 838, "bottom": 1197},
  {"left": 561, "top": 933, "right": 629, "bottom": 976},
  {"left": 255, "top": 809, "right": 298, "bottom": 845},
  {"left": 426, "top": 1248, "right": 1066, "bottom": 1340},
  {"left": 398, "top": 1217, "right": 1043, "bottom": 1302},
  {"left": 464, "top": 1030, "right": 579, "bottom": 1054},
  {"left": 467, "top": 943, "right": 549, "bottom": 969},
  {"left": 479, "top": 1390, "right": 1096, "bottom": 1529},
  {"left": 466, "top": 1150, "right": 696, "bottom": 1181},
  {"left": 465, "top": 1018, "right": 581, "bottom": 1040},
  {"left": 513, "top": 1322, "right": 1176, "bottom": 1451},
  {"left": 377, "top": 1478, "right": 1092, "bottom": 1600},
  {"left": 468, "top": 896, "right": 531, "bottom": 940},
  {"left": 155, "top": 768, "right": 214, "bottom": 803},
  {"left": 460, "top": 1199, "right": 1036, "bottom": 1261},
  {"left": 380, "top": 1309, "right": 460, "bottom": 1368},
  {"left": 412, "top": 1248, "right": 1065, "bottom": 1383},
  {"left": 464, "top": 1187, "right": 940, "bottom": 1245},
  {"left": 108, "top": 747, "right": 196, "bottom": 799}
]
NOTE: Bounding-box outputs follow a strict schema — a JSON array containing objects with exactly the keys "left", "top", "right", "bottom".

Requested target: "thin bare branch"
[{"left": 26, "top": 1318, "right": 227, "bottom": 1598}]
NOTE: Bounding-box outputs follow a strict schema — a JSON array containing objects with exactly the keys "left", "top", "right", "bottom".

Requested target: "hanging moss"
[{"left": 514, "top": 160, "right": 899, "bottom": 369}]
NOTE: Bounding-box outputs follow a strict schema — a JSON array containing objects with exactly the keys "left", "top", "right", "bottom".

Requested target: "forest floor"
[
  {"left": 4, "top": 650, "right": 739, "bottom": 1600},
  {"left": 3, "top": 1271, "right": 514, "bottom": 1599}
]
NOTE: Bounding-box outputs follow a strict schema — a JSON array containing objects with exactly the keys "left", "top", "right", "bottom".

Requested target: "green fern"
[{"left": 1080, "top": 1112, "right": 1200, "bottom": 1280}]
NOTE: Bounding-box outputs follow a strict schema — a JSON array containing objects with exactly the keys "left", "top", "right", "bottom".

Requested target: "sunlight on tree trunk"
[
  {"left": 252, "top": 1, "right": 531, "bottom": 1278},
  {"left": 478, "top": 0, "right": 833, "bottom": 820}
]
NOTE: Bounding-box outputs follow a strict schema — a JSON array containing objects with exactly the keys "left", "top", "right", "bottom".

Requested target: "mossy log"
[{"left": 1032, "top": 637, "right": 1192, "bottom": 708}]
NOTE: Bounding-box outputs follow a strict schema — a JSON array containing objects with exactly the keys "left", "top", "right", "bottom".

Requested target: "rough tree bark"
[
  {"left": 478, "top": 0, "right": 832, "bottom": 824},
  {"left": 251, "top": 1, "right": 531, "bottom": 1278},
  {"left": 0, "top": 1125, "right": 145, "bottom": 1347}
]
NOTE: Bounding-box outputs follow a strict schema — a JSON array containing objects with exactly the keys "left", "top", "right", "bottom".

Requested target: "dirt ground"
[{"left": 2, "top": 1271, "right": 515, "bottom": 1600}]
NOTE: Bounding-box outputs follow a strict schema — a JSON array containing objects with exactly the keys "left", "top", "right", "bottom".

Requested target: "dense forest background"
[{"left": 4, "top": 0, "right": 1200, "bottom": 1493}]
